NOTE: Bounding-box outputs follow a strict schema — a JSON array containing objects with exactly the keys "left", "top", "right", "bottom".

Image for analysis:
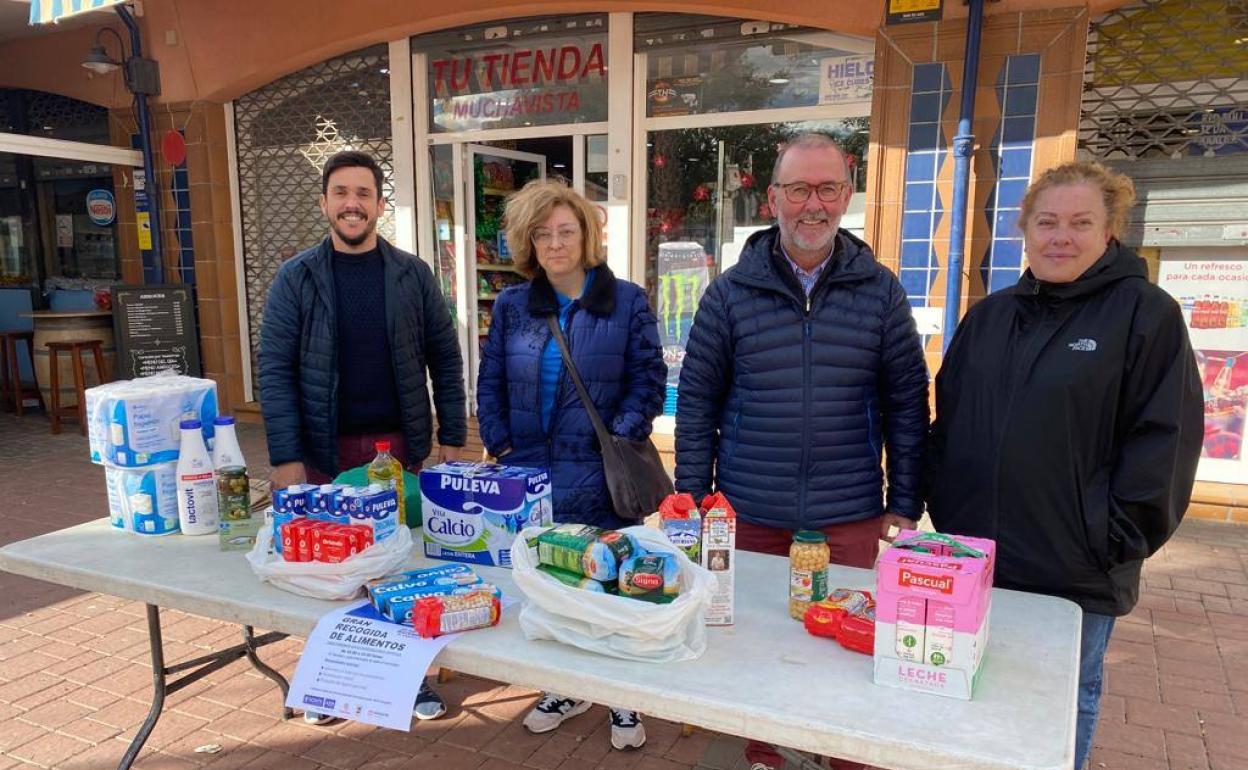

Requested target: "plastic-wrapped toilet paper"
[
  {"left": 104, "top": 462, "right": 181, "bottom": 536},
  {"left": 87, "top": 374, "right": 218, "bottom": 467}
]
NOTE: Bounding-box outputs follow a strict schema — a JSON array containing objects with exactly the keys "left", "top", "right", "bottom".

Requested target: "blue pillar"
[
  {"left": 942, "top": 0, "right": 985, "bottom": 352},
  {"left": 117, "top": 4, "right": 164, "bottom": 285}
]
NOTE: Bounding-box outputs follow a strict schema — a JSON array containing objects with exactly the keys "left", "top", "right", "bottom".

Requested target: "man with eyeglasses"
[{"left": 675, "top": 132, "right": 928, "bottom": 770}]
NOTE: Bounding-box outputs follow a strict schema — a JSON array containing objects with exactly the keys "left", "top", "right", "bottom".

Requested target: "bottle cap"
[
  {"left": 793, "top": 530, "right": 826, "bottom": 544},
  {"left": 214, "top": 416, "right": 236, "bottom": 426},
  {"left": 180, "top": 419, "right": 202, "bottom": 430},
  {"left": 375, "top": 440, "right": 391, "bottom": 453}
]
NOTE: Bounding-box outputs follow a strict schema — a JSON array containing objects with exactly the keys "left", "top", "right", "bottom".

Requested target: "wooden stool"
[
  {"left": 0, "top": 331, "right": 44, "bottom": 416},
  {"left": 47, "top": 339, "right": 108, "bottom": 435}
]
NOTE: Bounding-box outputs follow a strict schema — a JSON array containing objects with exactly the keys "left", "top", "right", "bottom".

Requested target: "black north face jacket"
[{"left": 926, "top": 241, "right": 1203, "bottom": 616}]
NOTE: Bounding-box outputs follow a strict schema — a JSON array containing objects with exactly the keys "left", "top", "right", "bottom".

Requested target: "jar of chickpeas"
[{"left": 789, "top": 530, "right": 830, "bottom": 620}]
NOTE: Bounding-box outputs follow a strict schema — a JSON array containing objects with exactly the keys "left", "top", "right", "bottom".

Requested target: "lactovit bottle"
[
  {"left": 176, "top": 419, "right": 219, "bottom": 535},
  {"left": 211, "top": 415, "right": 246, "bottom": 470}
]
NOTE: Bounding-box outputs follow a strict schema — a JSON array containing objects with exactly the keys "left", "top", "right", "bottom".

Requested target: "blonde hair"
[
  {"left": 503, "top": 179, "right": 606, "bottom": 278},
  {"left": 1019, "top": 160, "right": 1137, "bottom": 238}
]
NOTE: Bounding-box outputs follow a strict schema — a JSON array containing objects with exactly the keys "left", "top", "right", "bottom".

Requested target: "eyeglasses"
[
  {"left": 774, "top": 181, "right": 851, "bottom": 204},
  {"left": 532, "top": 228, "right": 581, "bottom": 246}
]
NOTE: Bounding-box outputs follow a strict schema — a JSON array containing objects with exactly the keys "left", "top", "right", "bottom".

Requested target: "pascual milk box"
[
  {"left": 873, "top": 532, "right": 996, "bottom": 700},
  {"left": 420, "top": 462, "right": 552, "bottom": 567}
]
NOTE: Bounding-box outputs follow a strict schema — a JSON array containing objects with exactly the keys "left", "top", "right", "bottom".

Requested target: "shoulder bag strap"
[{"left": 546, "top": 314, "right": 614, "bottom": 448}]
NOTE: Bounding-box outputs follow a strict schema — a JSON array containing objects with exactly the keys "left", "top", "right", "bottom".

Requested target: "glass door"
[{"left": 465, "top": 144, "right": 546, "bottom": 406}]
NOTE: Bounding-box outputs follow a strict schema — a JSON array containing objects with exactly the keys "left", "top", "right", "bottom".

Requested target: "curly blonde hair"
[
  {"left": 503, "top": 179, "right": 606, "bottom": 278},
  {"left": 1019, "top": 160, "right": 1137, "bottom": 238}
]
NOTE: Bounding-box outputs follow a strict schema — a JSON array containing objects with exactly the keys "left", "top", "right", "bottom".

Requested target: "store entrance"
[
  {"left": 456, "top": 134, "right": 607, "bottom": 409},
  {"left": 465, "top": 143, "right": 547, "bottom": 351}
]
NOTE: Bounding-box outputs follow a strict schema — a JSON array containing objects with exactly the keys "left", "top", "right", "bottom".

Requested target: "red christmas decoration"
[
  {"left": 758, "top": 201, "right": 773, "bottom": 219},
  {"left": 692, "top": 184, "right": 710, "bottom": 202},
  {"left": 653, "top": 154, "right": 667, "bottom": 169},
  {"left": 739, "top": 172, "right": 755, "bottom": 190},
  {"left": 848, "top": 155, "right": 858, "bottom": 169}
]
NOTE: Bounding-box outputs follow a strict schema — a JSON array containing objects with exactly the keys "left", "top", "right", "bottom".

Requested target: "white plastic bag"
[
  {"left": 245, "top": 518, "right": 412, "bottom": 600},
  {"left": 511, "top": 525, "right": 717, "bottom": 663}
]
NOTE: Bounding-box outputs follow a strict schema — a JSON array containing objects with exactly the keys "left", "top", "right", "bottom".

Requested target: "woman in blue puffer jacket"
[{"left": 477, "top": 179, "right": 665, "bottom": 751}]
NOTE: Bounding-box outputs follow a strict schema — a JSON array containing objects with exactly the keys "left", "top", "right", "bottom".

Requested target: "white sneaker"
[
  {"left": 302, "top": 711, "right": 335, "bottom": 726},
  {"left": 609, "top": 709, "right": 646, "bottom": 750},
  {"left": 522, "top": 693, "right": 592, "bottom": 733}
]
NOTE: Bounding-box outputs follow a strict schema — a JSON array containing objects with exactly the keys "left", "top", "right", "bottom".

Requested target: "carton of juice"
[
  {"left": 699, "top": 492, "right": 737, "bottom": 626},
  {"left": 873, "top": 531, "right": 995, "bottom": 700}
]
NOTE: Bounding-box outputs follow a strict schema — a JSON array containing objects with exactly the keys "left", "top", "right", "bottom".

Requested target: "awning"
[{"left": 28, "top": 0, "right": 126, "bottom": 25}]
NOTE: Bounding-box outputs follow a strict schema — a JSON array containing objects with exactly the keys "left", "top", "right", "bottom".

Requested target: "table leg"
[
  {"left": 117, "top": 605, "right": 292, "bottom": 770},
  {"left": 243, "top": 625, "right": 295, "bottom": 719},
  {"left": 118, "top": 604, "right": 168, "bottom": 770}
]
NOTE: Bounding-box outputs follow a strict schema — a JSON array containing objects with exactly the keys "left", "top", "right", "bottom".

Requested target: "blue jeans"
[{"left": 1074, "top": 613, "right": 1116, "bottom": 770}]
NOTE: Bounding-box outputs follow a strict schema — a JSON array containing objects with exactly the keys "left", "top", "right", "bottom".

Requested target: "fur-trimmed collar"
[{"left": 526, "top": 265, "right": 617, "bottom": 317}]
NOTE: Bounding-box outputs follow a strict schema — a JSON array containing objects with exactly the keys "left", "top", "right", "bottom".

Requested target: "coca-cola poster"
[{"left": 1158, "top": 251, "right": 1248, "bottom": 483}]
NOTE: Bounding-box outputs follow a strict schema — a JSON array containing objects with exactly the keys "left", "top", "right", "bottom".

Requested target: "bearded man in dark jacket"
[
  {"left": 676, "top": 132, "right": 929, "bottom": 770},
  {"left": 258, "top": 151, "right": 465, "bottom": 725}
]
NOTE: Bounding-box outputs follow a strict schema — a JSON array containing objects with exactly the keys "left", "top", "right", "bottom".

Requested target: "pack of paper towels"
[{"left": 86, "top": 375, "right": 218, "bottom": 467}]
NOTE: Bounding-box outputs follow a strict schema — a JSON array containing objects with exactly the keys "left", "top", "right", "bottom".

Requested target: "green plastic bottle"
[{"left": 367, "top": 440, "right": 406, "bottom": 527}]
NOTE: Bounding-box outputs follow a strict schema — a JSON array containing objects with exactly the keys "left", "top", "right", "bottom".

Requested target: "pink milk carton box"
[{"left": 873, "top": 532, "right": 995, "bottom": 700}]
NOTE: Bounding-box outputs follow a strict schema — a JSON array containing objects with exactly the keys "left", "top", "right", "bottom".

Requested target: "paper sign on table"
[{"left": 285, "top": 600, "right": 454, "bottom": 730}]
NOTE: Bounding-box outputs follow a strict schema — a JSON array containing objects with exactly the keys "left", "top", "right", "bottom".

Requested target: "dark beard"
[{"left": 330, "top": 218, "right": 374, "bottom": 247}]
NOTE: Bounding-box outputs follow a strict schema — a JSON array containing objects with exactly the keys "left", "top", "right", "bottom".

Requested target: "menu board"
[{"left": 111, "top": 285, "right": 202, "bottom": 378}]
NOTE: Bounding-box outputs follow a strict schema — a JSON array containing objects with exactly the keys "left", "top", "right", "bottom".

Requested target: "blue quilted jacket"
[
  {"left": 258, "top": 236, "right": 466, "bottom": 475},
  {"left": 477, "top": 266, "right": 667, "bottom": 530},
  {"left": 674, "top": 226, "right": 928, "bottom": 529}
]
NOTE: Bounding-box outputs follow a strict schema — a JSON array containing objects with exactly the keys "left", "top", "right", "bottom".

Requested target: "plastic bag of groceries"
[
  {"left": 245, "top": 518, "right": 412, "bottom": 601},
  {"left": 511, "top": 525, "right": 717, "bottom": 663}
]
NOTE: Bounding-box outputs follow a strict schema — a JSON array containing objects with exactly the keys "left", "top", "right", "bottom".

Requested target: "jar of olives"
[{"left": 789, "top": 530, "right": 830, "bottom": 620}]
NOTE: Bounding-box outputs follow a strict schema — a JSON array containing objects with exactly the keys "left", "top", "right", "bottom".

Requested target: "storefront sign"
[
  {"left": 819, "top": 55, "right": 874, "bottom": 106},
  {"left": 429, "top": 37, "right": 608, "bottom": 132},
  {"left": 1158, "top": 254, "right": 1248, "bottom": 485},
  {"left": 1188, "top": 107, "right": 1248, "bottom": 156},
  {"left": 112, "top": 285, "right": 202, "bottom": 378},
  {"left": 86, "top": 189, "right": 116, "bottom": 226},
  {"left": 886, "top": 0, "right": 943, "bottom": 25},
  {"left": 287, "top": 600, "right": 456, "bottom": 731}
]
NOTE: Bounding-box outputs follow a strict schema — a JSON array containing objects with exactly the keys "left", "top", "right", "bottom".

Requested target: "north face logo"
[{"left": 1068, "top": 339, "right": 1097, "bottom": 352}]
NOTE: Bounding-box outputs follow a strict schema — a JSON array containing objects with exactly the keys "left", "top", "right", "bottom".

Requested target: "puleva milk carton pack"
[
  {"left": 873, "top": 531, "right": 996, "bottom": 700},
  {"left": 420, "top": 462, "right": 552, "bottom": 567},
  {"left": 86, "top": 374, "right": 218, "bottom": 467}
]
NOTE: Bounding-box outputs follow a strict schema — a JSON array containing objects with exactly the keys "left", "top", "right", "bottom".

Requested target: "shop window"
[
  {"left": 415, "top": 15, "right": 609, "bottom": 133},
  {"left": 233, "top": 44, "right": 394, "bottom": 391},
  {"left": 636, "top": 15, "right": 873, "bottom": 117},
  {"left": 1, "top": 90, "right": 118, "bottom": 290},
  {"left": 645, "top": 118, "right": 870, "bottom": 415}
]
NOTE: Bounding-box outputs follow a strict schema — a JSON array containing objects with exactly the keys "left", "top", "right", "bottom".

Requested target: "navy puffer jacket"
[
  {"left": 675, "top": 226, "right": 928, "bottom": 529},
  {"left": 477, "top": 266, "right": 667, "bottom": 530},
  {"left": 258, "top": 237, "right": 466, "bottom": 475}
]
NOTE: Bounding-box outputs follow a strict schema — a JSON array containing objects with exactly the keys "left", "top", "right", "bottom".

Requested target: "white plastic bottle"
[
  {"left": 176, "top": 419, "right": 220, "bottom": 535},
  {"left": 211, "top": 415, "right": 246, "bottom": 470}
]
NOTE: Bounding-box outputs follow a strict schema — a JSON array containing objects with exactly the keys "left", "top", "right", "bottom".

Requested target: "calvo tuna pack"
[{"left": 420, "top": 462, "right": 552, "bottom": 567}]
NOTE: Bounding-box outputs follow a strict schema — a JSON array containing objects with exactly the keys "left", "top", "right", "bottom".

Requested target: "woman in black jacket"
[{"left": 926, "top": 161, "right": 1203, "bottom": 770}]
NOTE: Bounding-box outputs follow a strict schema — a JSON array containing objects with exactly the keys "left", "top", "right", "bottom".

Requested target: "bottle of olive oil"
[{"left": 367, "top": 440, "right": 406, "bottom": 526}]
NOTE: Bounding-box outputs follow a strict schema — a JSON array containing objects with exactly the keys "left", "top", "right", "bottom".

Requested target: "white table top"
[{"left": 0, "top": 520, "right": 1080, "bottom": 770}]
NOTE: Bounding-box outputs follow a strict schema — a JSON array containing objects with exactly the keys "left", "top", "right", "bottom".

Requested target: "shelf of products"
[{"left": 477, "top": 263, "right": 522, "bottom": 273}]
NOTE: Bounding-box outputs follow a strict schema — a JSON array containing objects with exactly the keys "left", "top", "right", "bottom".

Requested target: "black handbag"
[{"left": 546, "top": 315, "right": 673, "bottom": 521}]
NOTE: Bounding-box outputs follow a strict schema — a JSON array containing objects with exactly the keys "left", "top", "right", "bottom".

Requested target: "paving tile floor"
[{"left": 1, "top": 411, "right": 1245, "bottom": 770}]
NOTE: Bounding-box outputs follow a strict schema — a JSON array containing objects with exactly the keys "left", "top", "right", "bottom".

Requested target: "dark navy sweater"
[{"left": 333, "top": 247, "right": 400, "bottom": 434}]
